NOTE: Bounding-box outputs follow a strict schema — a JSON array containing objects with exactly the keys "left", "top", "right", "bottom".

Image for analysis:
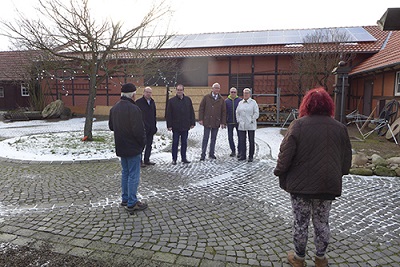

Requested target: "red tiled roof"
[
  {"left": 97, "top": 26, "right": 389, "bottom": 59},
  {"left": 0, "top": 50, "right": 39, "bottom": 81},
  {"left": 350, "top": 29, "right": 400, "bottom": 75},
  {"left": 153, "top": 26, "right": 388, "bottom": 58},
  {"left": 0, "top": 26, "right": 392, "bottom": 80}
]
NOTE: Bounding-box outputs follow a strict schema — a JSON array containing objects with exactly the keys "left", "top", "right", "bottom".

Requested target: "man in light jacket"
[{"left": 236, "top": 88, "right": 259, "bottom": 162}]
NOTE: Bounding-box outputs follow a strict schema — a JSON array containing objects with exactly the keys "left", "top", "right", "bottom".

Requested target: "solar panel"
[{"left": 162, "top": 27, "right": 376, "bottom": 49}]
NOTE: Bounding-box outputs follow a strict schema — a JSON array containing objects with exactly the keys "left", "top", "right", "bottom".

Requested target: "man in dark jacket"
[
  {"left": 198, "top": 82, "right": 227, "bottom": 160},
  {"left": 166, "top": 84, "right": 196, "bottom": 165},
  {"left": 225, "top": 87, "right": 242, "bottom": 157},
  {"left": 109, "top": 83, "right": 147, "bottom": 213},
  {"left": 136, "top": 86, "right": 157, "bottom": 166}
]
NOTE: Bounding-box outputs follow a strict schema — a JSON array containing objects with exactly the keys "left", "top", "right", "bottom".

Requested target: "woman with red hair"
[{"left": 274, "top": 88, "right": 352, "bottom": 267}]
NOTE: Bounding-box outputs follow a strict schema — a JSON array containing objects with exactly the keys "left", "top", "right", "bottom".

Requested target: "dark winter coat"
[
  {"left": 225, "top": 95, "right": 242, "bottom": 124},
  {"left": 166, "top": 95, "right": 196, "bottom": 131},
  {"left": 136, "top": 96, "right": 157, "bottom": 136},
  {"left": 273, "top": 115, "right": 352, "bottom": 198},
  {"left": 198, "top": 92, "right": 226, "bottom": 128},
  {"left": 108, "top": 96, "right": 146, "bottom": 157}
]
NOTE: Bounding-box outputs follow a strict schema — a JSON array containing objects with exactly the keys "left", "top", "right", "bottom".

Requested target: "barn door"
[{"left": 363, "top": 80, "right": 373, "bottom": 115}]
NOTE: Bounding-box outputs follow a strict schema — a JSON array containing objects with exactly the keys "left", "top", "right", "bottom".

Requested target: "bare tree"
[
  {"left": 290, "top": 28, "right": 356, "bottom": 105},
  {"left": 0, "top": 0, "right": 173, "bottom": 140}
]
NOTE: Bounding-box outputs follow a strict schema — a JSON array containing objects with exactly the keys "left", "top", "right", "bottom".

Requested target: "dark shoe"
[
  {"left": 229, "top": 152, "right": 236, "bottom": 157},
  {"left": 315, "top": 256, "right": 328, "bottom": 267},
  {"left": 237, "top": 154, "right": 242, "bottom": 159},
  {"left": 238, "top": 157, "right": 246, "bottom": 161},
  {"left": 182, "top": 159, "right": 191, "bottom": 164},
  {"left": 144, "top": 161, "right": 156, "bottom": 166},
  {"left": 140, "top": 163, "right": 147, "bottom": 168},
  {"left": 200, "top": 157, "right": 205, "bottom": 161},
  {"left": 209, "top": 155, "right": 217, "bottom": 159},
  {"left": 125, "top": 201, "right": 148, "bottom": 213},
  {"left": 120, "top": 201, "right": 128, "bottom": 207},
  {"left": 287, "top": 251, "right": 305, "bottom": 267},
  {"left": 248, "top": 158, "right": 253, "bottom": 162},
  {"left": 172, "top": 160, "right": 177, "bottom": 165}
]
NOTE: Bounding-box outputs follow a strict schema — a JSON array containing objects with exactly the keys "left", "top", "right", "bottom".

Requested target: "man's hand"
[
  {"left": 168, "top": 127, "right": 172, "bottom": 131},
  {"left": 199, "top": 120, "right": 203, "bottom": 125}
]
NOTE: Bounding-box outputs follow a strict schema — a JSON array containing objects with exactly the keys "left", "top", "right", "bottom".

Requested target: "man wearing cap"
[{"left": 109, "top": 83, "right": 148, "bottom": 212}]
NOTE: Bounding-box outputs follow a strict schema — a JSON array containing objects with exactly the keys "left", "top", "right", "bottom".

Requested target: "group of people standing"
[
  {"left": 108, "top": 82, "right": 351, "bottom": 267},
  {"left": 199, "top": 82, "right": 260, "bottom": 162},
  {"left": 107, "top": 82, "right": 259, "bottom": 210}
]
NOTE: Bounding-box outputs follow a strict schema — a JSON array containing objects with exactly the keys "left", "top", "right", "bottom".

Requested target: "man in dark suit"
[
  {"left": 136, "top": 86, "right": 157, "bottom": 166},
  {"left": 166, "top": 84, "right": 196, "bottom": 165}
]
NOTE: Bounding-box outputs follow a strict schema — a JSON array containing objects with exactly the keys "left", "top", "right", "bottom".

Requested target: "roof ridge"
[{"left": 174, "top": 25, "right": 380, "bottom": 36}]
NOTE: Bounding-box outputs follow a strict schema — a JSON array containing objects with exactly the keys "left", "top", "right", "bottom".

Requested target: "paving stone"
[
  {"left": 0, "top": 125, "right": 399, "bottom": 266},
  {"left": 199, "top": 259, "right": 225, "bottom": 267},
  {"left": 50, "top": 242, "right": 74, "bottom": 254},
  {"left": 68, "top": 247, "right": 93, "bottom": 257},
  {"left": 87, "top": 250, "right": 115, "bottom": 262},
  {"left": 14, "top": 228, "right": 37, "bottom": 237},
  {"left": 175, "top": 255, "right": 201, "bottom": 266},
  {"left": 151, "top": 251, "right": 177, "bottom": 264},
  {"left": 9, "top": 236, "right": 35, "bottom": 247},
  {"left": 0, "top": 233, "right": 17, "bottom": 243},
  {"left": 69, "top": 238, "right": 92, "bottom": 248}
]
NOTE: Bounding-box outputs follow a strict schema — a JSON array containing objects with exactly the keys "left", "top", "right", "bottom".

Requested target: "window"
[
  {"left": 396, "top": 71, "right": 400, "bottom": 96},
  {"left": 143, "top": 58, "right": 208, "bottom": 87},
  {"left": 21, "top": 84, "right": 29, "bottom": 96},
  {"left": 230, "top": 74, "right": 252, "bottom": 96},
  {"left": 0, "top": 87, "right": 4, "bottom": 98}
]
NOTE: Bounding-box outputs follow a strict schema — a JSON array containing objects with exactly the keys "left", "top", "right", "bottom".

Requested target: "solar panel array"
[{"left": 162, "top": 27, "right": 376, "bottom": 49}]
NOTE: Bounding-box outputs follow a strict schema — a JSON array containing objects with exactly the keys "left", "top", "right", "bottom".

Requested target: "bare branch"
[{"left": 0, "top": 0, "right": 174, "bottom": 139}]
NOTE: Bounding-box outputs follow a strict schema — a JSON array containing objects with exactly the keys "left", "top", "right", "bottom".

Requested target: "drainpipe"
[{"left": 332, "top": 61, "right": 351, "bottom": 123}]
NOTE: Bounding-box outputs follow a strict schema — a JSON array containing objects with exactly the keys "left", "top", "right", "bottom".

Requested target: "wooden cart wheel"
[
  {"left": 377, "top": 100, "right": 399, "bottom": 136},
  {"left": 386, "top": 117, "right": 400, "bottom": 141}
]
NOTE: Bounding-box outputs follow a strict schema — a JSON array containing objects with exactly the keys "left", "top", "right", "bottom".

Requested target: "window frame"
[
  {"left": 395, "top": 71, "right": 400, "bottom": 96},
  {"left": 21, "top": 83, "right": 29, "bottom": 96}
]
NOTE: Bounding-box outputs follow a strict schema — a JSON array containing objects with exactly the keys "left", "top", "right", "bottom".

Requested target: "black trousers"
[
  {"left": 143, "top": 133, "right": 154, "bottom": 163},
  {"left": 238, "top": 130, "right": 255, "bottom": 159}
]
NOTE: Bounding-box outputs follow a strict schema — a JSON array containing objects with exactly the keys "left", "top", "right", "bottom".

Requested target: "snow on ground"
[{"left": 0, "top": 118, "right": 284, "bottom": 161}]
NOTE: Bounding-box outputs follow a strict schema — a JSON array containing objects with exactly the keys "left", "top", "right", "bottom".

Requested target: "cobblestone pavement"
[{"left": 0, "top": 124, "right": 399, "bottom": 266}]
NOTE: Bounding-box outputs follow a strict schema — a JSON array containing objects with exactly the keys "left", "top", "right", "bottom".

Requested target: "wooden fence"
[{"left": 93, "top": 86, "right": 212, "bottom": 120}]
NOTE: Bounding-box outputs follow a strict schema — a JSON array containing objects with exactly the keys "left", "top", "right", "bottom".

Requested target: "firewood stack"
[{"left": 257, "top": 105, "right": 294, "bottom": 123}]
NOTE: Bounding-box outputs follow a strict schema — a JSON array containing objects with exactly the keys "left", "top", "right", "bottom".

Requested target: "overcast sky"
[{"left": 0, "top": 0, "right": 398, "bottom": 51}]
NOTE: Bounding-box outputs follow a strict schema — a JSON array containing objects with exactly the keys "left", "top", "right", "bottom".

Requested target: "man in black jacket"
[
  {"left": 136, "top": 86, "right": 157, "bottom": 166},
  {"left": 109, "top": 83, "right": 148, "bottom": 212},
  {"left": 166, "top": 84, "right": 196, "bottom": 165}
]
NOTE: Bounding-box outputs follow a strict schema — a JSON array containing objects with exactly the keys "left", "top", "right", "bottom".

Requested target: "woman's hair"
[{"left": 298, "top": 87, "right": 335, "bottom": 117}]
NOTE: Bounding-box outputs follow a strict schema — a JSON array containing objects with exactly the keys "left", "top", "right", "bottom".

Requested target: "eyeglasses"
[{"left": 230, "top": 91, "right": 237, "bottom": 93}]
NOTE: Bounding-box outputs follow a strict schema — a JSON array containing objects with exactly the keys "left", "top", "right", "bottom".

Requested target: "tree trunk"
[{"left": 84, "top": 73, "right": 97, "bottom": 141}]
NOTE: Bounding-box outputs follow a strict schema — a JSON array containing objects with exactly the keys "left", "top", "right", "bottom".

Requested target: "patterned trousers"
[{"left": 290, "top": 194, "right": 332, "bottom": 258}]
